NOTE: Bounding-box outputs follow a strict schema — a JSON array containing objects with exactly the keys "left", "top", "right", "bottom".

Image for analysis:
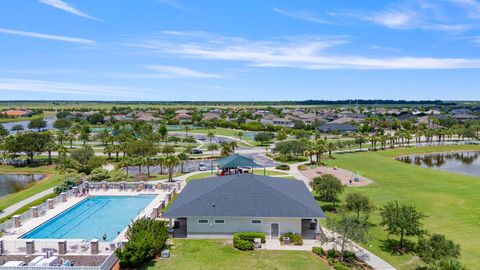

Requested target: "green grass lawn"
[
  {"left": 142, "top": 239, "right": 329, "bottom": 270},
  {"left": 0, "top": 171, "right": 63, "bottom": 212},
  {"left": 324, "top": 145, "right": 480, "bottom": 270},
  {"left": 186, "top": 170, "right": 291, "bottom": 182},
  {"left": 0, "top": 193, "right": 58, "bottom": 223}
]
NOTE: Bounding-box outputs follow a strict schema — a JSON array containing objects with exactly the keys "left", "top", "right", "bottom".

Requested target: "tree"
[
  {"left": 326, "top": 212, "right": 370, "bottom": 262},
  {"left": 161, "top": 145, "right": 175, "bottom": 156},
  {"left": 44, "top": 140, "right": 57, "bottom": 165},
  {"left": 326, "top": 141, "right": 337, "bottom": 157},
  {"left": 79, "top": 125, "right": 90, "bottom": 145},
  {"left": 28, "top": 118, "right": 47, "bottom": 131},
  {"left": 116, "top": 218, "right": 168, "bottom": 269},
  {"left": 70, "top": 145, "right": 102, "bottom": 174},
  {"left": 276, "top": 130, "right": 288, "bottom": 141},
  {"left": 254, "top": 132, "right": 274, "bottom": 145},
  {"left": 207, "top": 130, "right": 215, "bottom": 144},
  {"left": 53, "top": 118, "right": 72, "bottom": 133},
  {"left": 417, "top": 234, "right": 461, "bottom": 264},
  {"left": 164, "top": 155, "right": 179, "bottom": 181},
  {"left": 157, "top": 124, "right": 168, "bottom": 143},
  {"left": 310, "top": 174, "right": 344, "bottom": 208},
  {"left": 11, "top": 124, "right": 24, "bottom": 133},
  {"left": 355, "top": 136, "right": 368, "bottom": 151},
  {"left": 237, "top": 131, "right": 244, "bottom": 141},
  {"left": 4, "top": 132, "right": 52, "bottom": 162},
  {"left": 345, "top": 192, "right": 375, "bottom": 220},
  {"left": 178, "top": 152, "right": 189, "bottom": 173},
  {"left": 0, "top": 125, "right": 9, "bottom": 139},
  {"left": 379, "top": 201, "right": 426, "bottom": 249},
  {"left": 428, "top": 258, "right": 467, "bottom": 270}
]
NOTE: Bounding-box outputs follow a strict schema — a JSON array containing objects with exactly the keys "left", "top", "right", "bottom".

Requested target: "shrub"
[
  {"left": 233, "top": 239, "right": 253, "bottom": 251},
  {"left": 312, "top": 247, "right": 325, "bottom": 256},
  {"left": 333, "top": 262, "right": 352, "bottom": 270},
  {"left": 234, "top": 232, "right": 266, "bottom": 243},
  {"left": 280, "top": 232, "right": 303, "bottom": 245},
  {"left": 327, "top": 249, "right": 340, "bottom": 259},
  {"left": 343, "top": 250, "right": 357, "bottom": 261},
  {"left": 233, "top": 232, "right": 265, "bottom": 251},
  {"left": 275, "top": 164, "right": 290, "bottom": 170},
  {"left": 116, "top": 218, "right": 168, "bottom": 268}
]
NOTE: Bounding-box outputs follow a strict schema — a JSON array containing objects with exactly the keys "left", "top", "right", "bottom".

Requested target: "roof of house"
[
  {"left": 2, "top": 110, "right": 29, "bottom": 117},
  {"left": 163, "top": 174, "right": 325, "bottom": 219},
  {"left": 318, "top": 123, "right": 357, "bottom": 132}
]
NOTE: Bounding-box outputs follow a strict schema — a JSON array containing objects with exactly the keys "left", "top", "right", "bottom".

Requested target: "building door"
[{"left": 271, "top": 223, "right": 279, "bottom": 239}]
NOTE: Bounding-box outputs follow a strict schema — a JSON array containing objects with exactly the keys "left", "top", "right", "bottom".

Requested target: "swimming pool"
[{"left": 22, "top": 195, "right": 156, "bottom": 241}]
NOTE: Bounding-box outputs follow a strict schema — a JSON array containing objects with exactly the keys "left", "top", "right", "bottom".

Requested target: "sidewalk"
[{"left": 0, "top": 188, "right": 54, "bottom": 219}]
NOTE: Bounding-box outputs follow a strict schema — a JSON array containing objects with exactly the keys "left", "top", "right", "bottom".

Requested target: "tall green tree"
[
  {"left": 310, "top": 174, "right": 344, "bottom": 208},
  {"left": 379, "top": 201, "right": 426, "bottom": 248},
  {"left": 417, "top": 234, "right": 461, "bottom": 264},
  {"left": 345, "top": 192, "right": 375, "bottom": 220},
  {"left": 28, "top": 118, "right": 47, "bottom": 131}
]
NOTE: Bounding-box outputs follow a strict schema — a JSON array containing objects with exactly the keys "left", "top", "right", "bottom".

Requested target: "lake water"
[
  {"left": 0, "top": 117, "right": 55, "bottom": 134},
  {"left": 397, "top": 151, "right": 480, "bottom": 177},
  {"left": 0, "top": 174, "right": 46, "bottom": 197}
]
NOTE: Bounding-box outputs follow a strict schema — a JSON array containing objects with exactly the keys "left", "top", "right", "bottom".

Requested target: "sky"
[{"left": 1, "top": 0, "right": 480, "bottom": 101}]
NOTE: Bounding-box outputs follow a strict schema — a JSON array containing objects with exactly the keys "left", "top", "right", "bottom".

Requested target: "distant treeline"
[{"left": 0, "top": 100, "right": 460, "bottom": 106}]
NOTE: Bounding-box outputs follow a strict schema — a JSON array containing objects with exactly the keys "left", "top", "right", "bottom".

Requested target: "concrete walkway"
[{"left": 0, "top": 188, "right": 54, "bottom": 219}]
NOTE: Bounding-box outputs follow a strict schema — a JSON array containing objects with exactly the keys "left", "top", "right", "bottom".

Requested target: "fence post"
[
  {"left": 12, "top": 215, "right": 21, "bottom": 228},
  {"left": 47, "top": 199, "right": 54, "bottom": 209},
  {"left": 0, "top": 240, "right": 4, "bottom": 255},
  {"left": 91, "top": 239, "right": 99, "bottom": 255},
  {"left": 26, "top": 240, "right": 35, "bottom": 255},
  {"left": 72, "top": 186, "right": 79, "bottom": 197},
  {"left": 60, "top": 192, "right": 67, "bottom": 202},
  {"left": 31, "top": 206, "right": 39, "bottom": 218}
]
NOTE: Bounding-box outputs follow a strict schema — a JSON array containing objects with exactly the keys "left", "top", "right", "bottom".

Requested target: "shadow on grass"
[{"left": 379, "top": 238, "right": 416, "bottom": 256}]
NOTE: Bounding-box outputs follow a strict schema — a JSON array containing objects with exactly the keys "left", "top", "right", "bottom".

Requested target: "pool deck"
[{"left": 2, "top": 189, "right": 168, "bottom": 245}]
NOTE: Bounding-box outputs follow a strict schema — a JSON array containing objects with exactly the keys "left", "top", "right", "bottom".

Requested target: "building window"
[
  {"left": 214, "top": 219, "right": 225, "bottom": 224},
  {"left": 198, "top": 219, "right": 208, "bottom": 224},
  {"left": 251, "top": 220, "right": 262, "bottom": 224}
]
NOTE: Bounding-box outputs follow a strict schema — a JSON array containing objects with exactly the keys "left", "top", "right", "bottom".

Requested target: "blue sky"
[{"left": 1, "top": 0, "right": 480, "bottom": 101}]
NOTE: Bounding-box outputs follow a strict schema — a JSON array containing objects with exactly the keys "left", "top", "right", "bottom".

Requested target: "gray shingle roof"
[{"left": 163, "top": 174, "right": 325, "bottom": 219}]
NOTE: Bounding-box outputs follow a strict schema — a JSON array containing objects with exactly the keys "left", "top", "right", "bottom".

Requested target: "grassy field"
[
  {"left": 0, "top": 193, "right": 58, "bottom": 223},
  {"left": 143, "top": 239, "right": 329, "bottom": 270},
  {"left": 186, "top": 170, "right": 290, "bottom": 182},
  {"left": 0, "top": 170, "right": 63, "bottom": 212},
  {"left": 324, "top": 145, "right": 480, "bottom": 270},
  {"left": 0, "top": 115, "right": 42, "bottom": 123}
]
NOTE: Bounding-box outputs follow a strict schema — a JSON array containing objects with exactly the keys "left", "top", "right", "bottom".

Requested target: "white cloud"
[
  {"left": 0, "top": 28, "right": 95, "bottom": 44},
  {"left": 110, "top": 65, "right": 222, "bottom": 79},
  {"left": 38, "top": 0, "right": 99, "bottom": 21},
  {"left": 448, "top": 0, "right": 480, "bottom": 18},
  {"left": 367, "top": 9, "right": 415, "bottom": 28},
  {"left": 272, "top": 7, "right": 331, "bottom": 24},
  {"left": 0, "top": 78, "right": 143, "bottom": 97},
  {"left": 128, "top": 32, "right": 480, "bottom": 70}
]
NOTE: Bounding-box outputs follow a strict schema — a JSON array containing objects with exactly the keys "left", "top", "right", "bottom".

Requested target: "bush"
[
  {"left": 233, "top": 232, "right": 265, "bottom": 251},
  {"left": 280, "top": 232, "right": 303, "bottom": 245},
  {"left": 343, "top": 250, "right": 357, "bottom": 261},
  {"left": 333, "top": 262, "right": 352, "bottom": 270},
  {"left": 116, "top": 218, "right": 168, "bottom": 269},
  {"left": 312, "top": 247, "right": 325, "bottom": 256},
  {"left": 275, "top": 164, "right": 290, "bottom": 170},
  {"left": 233, "top": 239, "right": 254, "bottom": 251},
  {"left": 327, "top": 249, "right": 340, "bottom": 259}
]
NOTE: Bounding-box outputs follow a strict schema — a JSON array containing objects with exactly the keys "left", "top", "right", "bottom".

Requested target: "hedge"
[{"left": 233, "top": 232, "right": 266, "bottom": 251}]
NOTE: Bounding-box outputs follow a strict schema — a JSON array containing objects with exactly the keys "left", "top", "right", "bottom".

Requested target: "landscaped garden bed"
[{"left": 312, "top": 247, "right": 373, "bottom": 270}]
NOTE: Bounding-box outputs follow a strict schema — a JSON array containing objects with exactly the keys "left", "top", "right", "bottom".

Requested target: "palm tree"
[
  {"left": 119, "top": 157, "right": 133, "bottom": 178},
  {"left": 112, "top": 144, "right": 121, "bottom": 161},
  {"left": 229, "top": 141, "right": 238, "bottom": 154},
  {"left": 312, "top": 139, "right": 327, "bottom": 164},
  {"left": 207, "top": 130, "right": 215, "bottom": 144},
  {"left": 56, "top": 131, "right": 66, "bottom": 146},
  {"left": 103, "top": 145, "right": 114, "bottom": 159},
  {"left": 184, "top": 126, "right": 190, "bottom": 137},
  {"left": 165, "top": 156, "right": 180, "bottom": 182},
  {"left": 220, "top": 142, "right": 233, "bottom": 157},
  {"left": 66, "top": 133, "right": 75, "bottom": 149},
  {"left": 145, "top": 157, "right": 154, "bottom": 177},
  {"left": 57, "top": 145, "right": 69, "bottom": 159},
  {"left": 45, "top": 141, "right": 57, "bottom": 165},
  {"left": 237, "top": 131, "right": 244, "bottom": 142},
  {"left": 161, "top": 145, "right": 175, "bottom": 157},
  {"left": 207, "top": 143, "right": 219, "bottom": 174},
  {"left": 157, "top": 157, "right": 165, "bottom": 175},
  {"left": 326, "top": 141, "right": 337, "bottom": 158},
  {"left": 178, "top": 152, "right": 189, "bottom": 173}
]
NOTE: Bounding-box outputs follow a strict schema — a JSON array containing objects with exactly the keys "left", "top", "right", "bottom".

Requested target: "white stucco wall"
[{"left": 186, "top": 217, "right": 301, "bottom": 237}]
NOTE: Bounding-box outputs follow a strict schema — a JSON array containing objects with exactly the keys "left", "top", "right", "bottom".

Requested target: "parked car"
[
  {"left": 191, "top": 149, "right": 203, "bottom": 154},
  {"left": 198, "top": 162, "right": 208, "bottom": 171}
]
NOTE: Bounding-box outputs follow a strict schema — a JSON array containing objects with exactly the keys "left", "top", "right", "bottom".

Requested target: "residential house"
[
  {"left": 175, "top": 113, "right": 192, "bottom": 122},
  {"left": 1, "top": 110, "right": 31, "bottom": 117},
  {"left": 317, "top": 123, "right": 357, "bottom": 133}
]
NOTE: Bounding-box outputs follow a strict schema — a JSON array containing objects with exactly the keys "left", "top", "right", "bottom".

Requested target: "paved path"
[{"left": 0, "top": 188, "right": 54, "bottom": 219}]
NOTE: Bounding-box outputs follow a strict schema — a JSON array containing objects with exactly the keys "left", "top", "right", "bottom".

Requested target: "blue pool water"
[{"left": 22, "top": 195, "right": 156, "bottom": 241}]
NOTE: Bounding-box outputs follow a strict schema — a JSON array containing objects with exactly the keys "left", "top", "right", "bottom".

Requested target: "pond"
[
  {"left": 0, "top": 117, "right": 56, "bottom": 134},
  {"left": 397, "top": 151, "right": 480, "bottom": 177},
  {"left": 0, "top": 174, "right": 46, "bottom": 197}
]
